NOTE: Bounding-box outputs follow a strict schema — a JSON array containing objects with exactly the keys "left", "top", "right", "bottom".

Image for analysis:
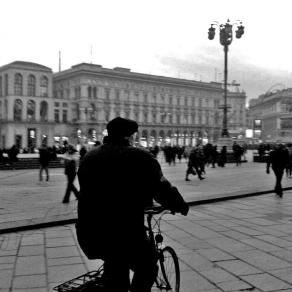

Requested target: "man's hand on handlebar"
[
  {"left": 180, "top": 203, "right": 189, "bottom": 216},
  {"left": 171, "top": 203, "right": 189, "bottom": 216}
]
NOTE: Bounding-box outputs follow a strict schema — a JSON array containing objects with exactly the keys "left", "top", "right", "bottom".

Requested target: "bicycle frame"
[{"left": 145, "top": 207, "right": 174, "bottom": 290}]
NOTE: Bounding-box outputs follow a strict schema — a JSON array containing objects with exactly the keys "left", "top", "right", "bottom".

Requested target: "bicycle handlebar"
[{"left": 144, "top": 205, "right": 172, "bottom": 215}]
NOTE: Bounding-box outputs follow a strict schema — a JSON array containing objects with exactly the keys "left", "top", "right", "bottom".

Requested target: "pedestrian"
[
  {"left": 232, "top": 142, "right": 242, "bottom": 166},
  {"left": 210, "top": 145, "right": 218, "bottom": 168},
  {"left": 79, "top": 145, "right": 87, "bottom": 162},
  {"left": 266, "top": 143, "right": 289, "bottom": 197},
  {"left": 38, "top": 143, "right": 51, "bottom": 181},
  {"left": 185, "top": 147, "right": 205, "bottom": 181},
  {"left": 62, "top": 145, "right": 79, "bottom": 203},
  {"left": 8, "top": 144, "right": 19, "bottom": 169},
  {"left": 218, "top": 146, "right": 227, "bottom": 167},
  {"left": 76, "top": 117, "right": 189, "bottom": 292}
]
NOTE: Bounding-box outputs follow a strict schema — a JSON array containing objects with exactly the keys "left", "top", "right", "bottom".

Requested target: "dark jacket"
[
  {"left": 267, "top": 148, "right": 289, "bottom": 170},
  {"left": 39, "top": 146, "right": 50, "bottom": 166},
  {"left": 76, "top": 140, "right": 188, "bottom": 259}
]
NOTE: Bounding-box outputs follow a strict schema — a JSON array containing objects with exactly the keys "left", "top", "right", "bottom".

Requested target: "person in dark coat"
[
  {"left": 76, "top": 117, "right": 189, "bottom": 292},
  {"left": 218, "top": 146, "right": 227, "bottom": 167},
  {"left": 79, "top": 146, "right": 87, "bottom": 162},
  {"left": 38, "top": 143, "right": 51, "bottom": 181},
  {"left": 8, "top": 145, "right": 19, "bottom": 169},
  {"left": 62, "top": 145, "right": 79, "bottom": 203},
  {"left": 185, "top": 147, "right": 205, "bottom": 181},
  {"left": 266, "top": 143, "right": 289, "bottom": 197}
]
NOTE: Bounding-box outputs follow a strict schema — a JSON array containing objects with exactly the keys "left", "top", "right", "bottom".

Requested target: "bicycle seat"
[{"left": 144, "top": 204, "right": 166, "bottom": 215}]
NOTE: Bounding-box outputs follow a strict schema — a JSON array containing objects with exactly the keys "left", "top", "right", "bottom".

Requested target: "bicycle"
[{"left": 53, "top": 205, "right": 180, "bottom": 291}]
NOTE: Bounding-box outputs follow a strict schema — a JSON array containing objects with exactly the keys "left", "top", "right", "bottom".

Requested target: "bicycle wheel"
[{"left": 154, "top": 246, "right": 180, "bottom": 291}]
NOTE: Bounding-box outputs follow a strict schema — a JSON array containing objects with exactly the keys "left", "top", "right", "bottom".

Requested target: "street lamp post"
[{"left": 208, "top": 19, "right": 244, "bottom": 138}]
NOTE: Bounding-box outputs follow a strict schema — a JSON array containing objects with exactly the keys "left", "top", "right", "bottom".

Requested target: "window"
[
  {"left": 62, "top": 110, "right": 68, "bottom": 122},
  {"left": 93, "top": 87, "right": 97, "bottom": 99},
  {"left": 75, "top": 87, "right": 81, "bottom": 98},
  {"left": 88, "top": 86, "right": 92, "bottom": 98},
  {"left": 89, "top": 103, "right": 95, "bottom": 120},
  {"left": 40, "top": 101, "right": 48, "bottom": 122},
  {"left": 40, "top": 76, "right": 48, "bottom": 97},
  {"left": 169, "top": 95, "right": 173, "bottom": 105},
  {"left": 115, "top": 89, "right": 120, "bottom": 100},
  {"left": 27, "top": 100, "right": 36, "bottom": 121},
  {"left": 27, "top": 75, "right": 36, "bottom": 96},
  {"left": 104, "top": 110, "right": 110, "bottom": 122},
  {"left": 198, "top": 112, "right": 202, "bottom": 124},
  {"left": 54, "top": 109, "right": 59, "bottom": 122},
  {"left": 144, "top": 93, "right": 148, "bottom": 103},
  {"left": 54, "top": 102, "right": 60, "bottom": 107},
  {"left": 4, "top": 74, "right": 8, "bottom": 96},
  {"left": 144, "top": 111, "right": 148, "bottom": 123},
  {"left": 14, "top": 73, "right": 23, "bottom": 95},
  {"left": 14, "top": 99, "right": 23, "bottom": 121},
  {"left": 0, "top": 76, "right": 2, "bottom": 96},
  {"left": 199, "top": 98, "right": 202, "bottom": 108},
  {"left": 63, "top": 102, "right": 68, "bottom": 108},
  {"left": 176, "top": 114, "right": 180, "bottom": 124},
  {"left": 105, "top": 88, "right": 110, "bottom": 100}
]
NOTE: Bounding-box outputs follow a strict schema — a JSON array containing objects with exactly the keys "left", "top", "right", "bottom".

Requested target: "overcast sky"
[{"left": 2, "top": 0, "right": 292, "bottom": 104}]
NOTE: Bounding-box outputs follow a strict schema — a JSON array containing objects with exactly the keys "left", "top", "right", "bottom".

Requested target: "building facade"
[
  {"left": 248, "top": 88, "right": 292, "bottom": 142},
  {"left": 0, "top": 61, "right": 247, "bottom": 150}
]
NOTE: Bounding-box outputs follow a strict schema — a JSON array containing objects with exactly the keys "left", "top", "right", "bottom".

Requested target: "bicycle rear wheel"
[{"left": 154, "top": 246, "right": 180, "bottom": 291}]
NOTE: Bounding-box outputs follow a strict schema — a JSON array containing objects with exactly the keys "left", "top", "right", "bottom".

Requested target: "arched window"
[
  {"left": 27, "top": 100, "right": 36, "bottom": 121},
  {"left": 27, "top": 75, "right": 36, "bottom": 96},
  {"left": 14, "top": 99, "right": 23, "bottom": 121},
  {"left": 40, "top": 101, "right": 48, "bottom": 122},
  {"left": 14, "top": 73, "right": 23, "bottom": 95},
  {"left": 40, "top": 76, "right": 48, "bottom": 97}
]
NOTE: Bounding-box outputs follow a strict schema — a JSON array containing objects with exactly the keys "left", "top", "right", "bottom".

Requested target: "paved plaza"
[{"left": 1, "top": 157, "right": 292, "bottom": 291}]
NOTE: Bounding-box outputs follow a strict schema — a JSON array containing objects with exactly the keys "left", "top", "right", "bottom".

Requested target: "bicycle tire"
[{"left": 154, "top": 246, "right": 180, "bottom": 291}]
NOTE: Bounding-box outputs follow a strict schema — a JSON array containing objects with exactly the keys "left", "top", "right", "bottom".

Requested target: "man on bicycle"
[{"left": 77, "top": 117, "right": 189, "bottom": 292}]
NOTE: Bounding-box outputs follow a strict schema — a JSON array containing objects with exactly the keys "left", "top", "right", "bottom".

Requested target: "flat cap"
[{"left": 106, "top": 117, "right": 138, "bottom": 138}]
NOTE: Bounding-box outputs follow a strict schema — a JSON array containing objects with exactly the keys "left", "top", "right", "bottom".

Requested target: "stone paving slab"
[
  {"left": 2, "top": 192, "right": 292, "bottom": 291},
  {"left": 1, "top": 160, "right": 292, "bottom": 233}
]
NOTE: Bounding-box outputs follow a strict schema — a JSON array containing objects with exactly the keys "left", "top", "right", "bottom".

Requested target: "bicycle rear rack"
[{"left": 53, "top": 267, "right": 104, "bottom": 291}]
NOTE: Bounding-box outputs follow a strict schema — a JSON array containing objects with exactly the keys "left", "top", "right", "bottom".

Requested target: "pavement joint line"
[{"left": 1, "top": 186, "right": 292, "bottom": 235}]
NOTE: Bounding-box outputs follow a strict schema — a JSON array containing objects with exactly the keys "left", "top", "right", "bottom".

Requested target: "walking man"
[
  {"left": 266, "top": 143, "right": 289, "bottom": 197},
  {"left": 39, "top": 143, "right": 50, "bottom": 181},
  {"left": 185, "top": 147, "right": 205, "bottom": 181},
  {"left": 76, "top": 117, "right": 189, "bottom": 292},
  {"left": 62, "top": 145, "right": 79, "bottom": 203}
]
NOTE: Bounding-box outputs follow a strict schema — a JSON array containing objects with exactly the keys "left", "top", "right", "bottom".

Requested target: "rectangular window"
[
  {"left": 62, "top": 102, "right": 68, "bottom": 108},
  {"left": 0, "top": 76, "right": 2, "bottom": 96},
  {"left": 54, "top": 109, "right": 59, "bottom": 122},
  {"left": 105, "top": 88, "right": 110, "bottom": 100},
  {"left": 54, "top": 102, "right": 60, "bottom": 107},
  {"left": 115, "top": 89, "right": 120, "bottom": 100},
  {"left": 62, "top": 110, "right": 67, "bottom": 122},
  {"left": 4, "top": 74, "right": 8, "bottom": 96}
]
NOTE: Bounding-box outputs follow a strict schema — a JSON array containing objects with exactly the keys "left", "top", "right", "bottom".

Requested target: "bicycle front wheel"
[{"left": 154, "top": 246, "right": 180, "bottom": 291}]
